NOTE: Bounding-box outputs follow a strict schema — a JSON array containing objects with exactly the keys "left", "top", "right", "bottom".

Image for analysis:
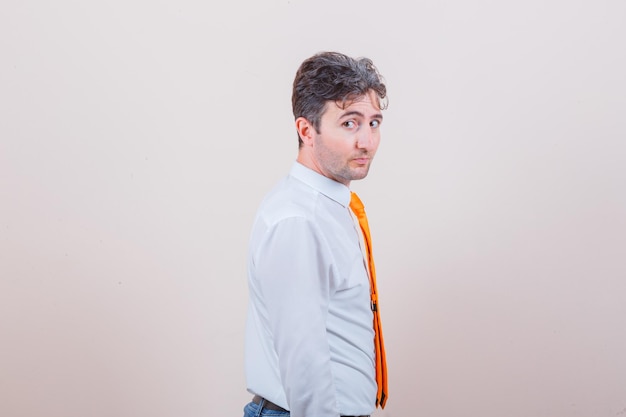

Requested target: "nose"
[{"left": 356, "top": 128, "right": 375, "bottom": 150}]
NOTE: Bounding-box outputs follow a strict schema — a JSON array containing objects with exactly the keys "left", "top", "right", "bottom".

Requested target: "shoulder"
[
  {"left": 248, "top": 176, "right": 329, "bottom": 258},
  {"left": 256, "top": 175, "right": 321, "bottom": 226}
]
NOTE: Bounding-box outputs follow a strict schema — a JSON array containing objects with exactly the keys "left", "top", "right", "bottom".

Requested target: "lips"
[{"left": 353, "top": 157, "right": 370, "bottom": 164}]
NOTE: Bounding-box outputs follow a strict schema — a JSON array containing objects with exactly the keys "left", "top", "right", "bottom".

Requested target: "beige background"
[{"left": 1, "top": 1, "right": 625, "bottom": 416}]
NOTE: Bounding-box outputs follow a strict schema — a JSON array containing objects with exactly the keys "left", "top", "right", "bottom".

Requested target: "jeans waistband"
[{"left": 251, "top": 395, "right": 369, "bottom": 417}]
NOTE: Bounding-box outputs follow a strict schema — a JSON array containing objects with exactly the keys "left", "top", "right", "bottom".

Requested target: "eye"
[
  {"left": 343, "top": 120, "right": 356, "bottom": 128},
  {"left": 370, "top": 120, "right": 381, "bottom": 128}
]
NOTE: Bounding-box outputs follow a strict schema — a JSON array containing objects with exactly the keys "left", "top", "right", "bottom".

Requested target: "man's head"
[
  {"left": 293, "top": 52, "right": 388, "bottom": 186},
  {"left": 292, "top": 52, "right": 387, "bottom": 147}
]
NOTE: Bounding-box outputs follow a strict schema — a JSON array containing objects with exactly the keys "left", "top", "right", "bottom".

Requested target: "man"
[{"left": 243, "top": 51, "right": 388, "bottom": 417}]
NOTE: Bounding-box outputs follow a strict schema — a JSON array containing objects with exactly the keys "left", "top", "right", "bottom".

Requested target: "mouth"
[{"left": 353, "top": 157, "right": 370, "bottom": 165}]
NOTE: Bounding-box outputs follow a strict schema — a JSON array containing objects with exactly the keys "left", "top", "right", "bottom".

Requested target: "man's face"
[{"left": 309, "top": 91, "right": 382, "bottom": 186}]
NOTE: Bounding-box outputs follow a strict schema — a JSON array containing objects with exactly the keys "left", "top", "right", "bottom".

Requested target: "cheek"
[
  {"left": 371, "top": 135, "right": 381, "bottom": 152},
  {"left": 323, "top": 135, "right": 350, "bottom": 153},
  {"left": 341, "top": 141, "right": 358, "bottom": 155}
]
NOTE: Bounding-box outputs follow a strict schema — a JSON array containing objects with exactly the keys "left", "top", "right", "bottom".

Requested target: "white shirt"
[{"left": 245, "top": 162, "right": 377, "bottom": 417}]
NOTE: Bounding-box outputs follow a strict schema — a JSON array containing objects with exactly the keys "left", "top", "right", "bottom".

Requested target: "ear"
[{"left": 295, "top": 117, "right": 315, "bottom": 146}]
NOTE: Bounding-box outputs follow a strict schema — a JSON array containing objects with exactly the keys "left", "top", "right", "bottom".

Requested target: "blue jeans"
[{"left": 242, "top": 400, "right": 290, "bottom": 417}]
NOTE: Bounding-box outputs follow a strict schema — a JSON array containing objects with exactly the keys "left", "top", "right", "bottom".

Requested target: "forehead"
[{"left": 327, "top": 91, "right": 382, "bottom": 115}]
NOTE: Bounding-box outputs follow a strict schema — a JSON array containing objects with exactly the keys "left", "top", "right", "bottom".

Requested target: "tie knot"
[{"left": 350, "top": 192, "right": 366, "bottom": 218}]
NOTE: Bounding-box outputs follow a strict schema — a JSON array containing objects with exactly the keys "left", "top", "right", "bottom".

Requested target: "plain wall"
[{"left": 1, "top": 1, "right": 625, "bottom": 416}]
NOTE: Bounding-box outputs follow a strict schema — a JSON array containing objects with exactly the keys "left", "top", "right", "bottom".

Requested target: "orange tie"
[{"left": 350, "top": 192, "right": 388, "bottom": 409}]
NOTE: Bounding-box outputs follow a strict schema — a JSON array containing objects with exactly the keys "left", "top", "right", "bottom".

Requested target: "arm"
[{"left": 254, "top": 217, "right": 339, "bottom": 417}]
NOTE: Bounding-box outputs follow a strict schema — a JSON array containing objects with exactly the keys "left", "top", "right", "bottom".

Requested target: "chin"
[{"left": 350, "top": 170, "right": 370, "bottom": 181}]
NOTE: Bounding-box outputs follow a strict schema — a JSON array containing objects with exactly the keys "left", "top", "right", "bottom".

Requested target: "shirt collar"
[{"left": 289, "top": 162, "right": 351, "bottom": 208}]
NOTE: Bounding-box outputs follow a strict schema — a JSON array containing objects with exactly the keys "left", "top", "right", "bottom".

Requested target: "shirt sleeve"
[{"left": 253, "top": 216, "right": 340, "bottom": 417}]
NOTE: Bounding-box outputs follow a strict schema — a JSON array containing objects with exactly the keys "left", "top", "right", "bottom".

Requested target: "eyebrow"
[{"left": 339, "top": 110, "right": 384, "bottom": 120}]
